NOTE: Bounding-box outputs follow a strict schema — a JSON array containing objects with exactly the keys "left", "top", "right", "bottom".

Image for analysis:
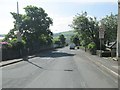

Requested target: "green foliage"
[
  {"left": 58, "top": 34, "right": 66, "bottom": 46},
  {"left": 9, "top": 38, "right": 26, "bottom": 49},
  {"left": 53, "top": 30, "right": 75, "bottom": 44},
  {"left": 53, "top": 39, "right": 61, "bottom": 45},
  {"left": 2, "top": 43, "right": 12, "bottom": 49},
  {"left": 101, "top": 13, "right": 117, "bottom": 42},
  {"left": 87, "top": 42, "right": 96, "bottom": 55},
  {"left": 9, "top": 38, "right": 17, "bottom": 44},
  {"left": 87, "top": 42, "right": 96, "bottom": 50},
  {"left": 70, "top": 33, "right": 80, "bottom": 46},
  {"left": 4, "top": 5, "right": 53, "bottom": 50},
  {"left": 71, "top": 12, "right": 117, "bottom": 50},
  {"left": 71, "top": 12, "right": 99, "bottom": 49}
]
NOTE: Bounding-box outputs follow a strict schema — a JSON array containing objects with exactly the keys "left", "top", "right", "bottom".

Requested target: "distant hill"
[
  {"left": 0, "top": 34, "right": 5, "bottom": 40},
  {"left": 53, "top": 30, "right": 76, "bottom": 44},
  {"left": 0, "top": 34, "right": 5, "bottom": 37}
]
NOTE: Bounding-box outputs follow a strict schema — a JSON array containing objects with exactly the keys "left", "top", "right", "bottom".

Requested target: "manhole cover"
[{"left": 64, "top": 69, "right": 73, "bottom": 71}]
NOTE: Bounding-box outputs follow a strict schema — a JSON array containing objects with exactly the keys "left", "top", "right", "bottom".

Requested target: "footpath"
[
  {"left": 0, "top": 55, "right": 35, "bottom": 67},
  {"left": 80, "top": 48, "right": 119, "bottom": 79}
]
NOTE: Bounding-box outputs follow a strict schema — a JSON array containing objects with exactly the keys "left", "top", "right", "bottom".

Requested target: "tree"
[
  {"left": 101, "top": 13, "right": 117, "bottom": 43},
  {"left": 54, "top": 39, "right": 61, "bottom": 45},
  {"left": 71, "top": 12, "right": 100, "bottom": 49},
  {"left": 70, "top": 34, "right": 80, "bottom": 46},
  {"left": 58, "top": 34, "right": 66, "bottom": 46},
  {"left": 3, "top": 5, "right": 53, "bottom": 49}
]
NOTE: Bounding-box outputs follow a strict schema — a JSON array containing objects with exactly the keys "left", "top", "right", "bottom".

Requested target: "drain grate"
[{"left": 64, "top": 69, "right": 73, "bottom": 71}]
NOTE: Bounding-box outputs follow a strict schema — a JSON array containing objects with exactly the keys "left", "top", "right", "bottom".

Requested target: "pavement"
[
  {"left": 0, "top": 55, "right": 36, "bottom": 67},
  {"left": 0, "top": 47, "right": 119, "bottom": 79},
  {"left": 79, "top": 50, "right": 119, "bottom": 79}
]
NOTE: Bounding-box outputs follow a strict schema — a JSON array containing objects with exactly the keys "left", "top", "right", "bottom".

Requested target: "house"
[{"left": 106, "top": 41, "right": 117, "bottom": 57}]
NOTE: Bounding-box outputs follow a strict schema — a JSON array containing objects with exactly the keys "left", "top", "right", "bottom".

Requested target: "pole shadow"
[{"left": 26, "top": 60, "right": 44, "bottom": 69}]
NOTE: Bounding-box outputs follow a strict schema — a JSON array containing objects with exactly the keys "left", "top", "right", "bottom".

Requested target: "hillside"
[{"left": 53, "top": 30, "right": 76, "bottom": 44}]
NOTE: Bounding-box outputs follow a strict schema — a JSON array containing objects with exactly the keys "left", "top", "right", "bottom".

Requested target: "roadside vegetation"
[
  {"left": 53, "top": 34, "right": 66, "bottom": 48},
  {"left": 70, "top": 12, "right": 117, "bottom": 55},
  {"left": 1, "top": 6, "right": 117, "bottom": 60},
  {"left": 1, "top": 5, "right": 53, "bottom": 60}
]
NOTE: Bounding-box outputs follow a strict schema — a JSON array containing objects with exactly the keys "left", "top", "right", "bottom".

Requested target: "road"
[{"left": 2, "top": 47, "right": 118, "bottom": 88}]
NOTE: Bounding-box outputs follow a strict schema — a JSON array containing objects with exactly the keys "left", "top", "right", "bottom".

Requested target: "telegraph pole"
[
  {"left": 117, "top": 0, "right": 120, "bottom": 61},
  {"left": 16, "top": 2, "right": 22, "bottom": 58},
  {"left": 16, "top": 1, "right": 20, "bottom": 32}
]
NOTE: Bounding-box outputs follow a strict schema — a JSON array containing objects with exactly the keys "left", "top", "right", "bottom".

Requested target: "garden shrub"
[{"left": 87, "top": 42, "right": 96, "bottom": 55}]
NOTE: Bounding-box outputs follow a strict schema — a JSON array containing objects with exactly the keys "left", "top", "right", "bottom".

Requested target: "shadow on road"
[
  {"left": 23, "top": 49, "right": 76, "bottom": 71},
  {"left": 25, "top": 60, "right": 74, "bottom": 72},
  {"left": 26, "top": 60, "right": 44, "bottom": 69},
  {"left": 35, "top": 51, "right": 75, "bottom": 58}
]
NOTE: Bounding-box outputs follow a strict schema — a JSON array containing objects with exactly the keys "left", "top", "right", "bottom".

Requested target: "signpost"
[
  {"left": 99, "top": 23, "right": 105, "bottom": 57},
  {"left": 99, "top": 26, "right": 105, "bottom": 39}
]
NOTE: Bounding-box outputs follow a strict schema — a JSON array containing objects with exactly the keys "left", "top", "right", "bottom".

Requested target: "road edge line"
[{"left": 86, "top": 55, "right": 119, "bottom": 79}]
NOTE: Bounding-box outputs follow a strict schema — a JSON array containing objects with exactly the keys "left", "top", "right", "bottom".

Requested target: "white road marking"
[
  {"left": 85, "top": 55, "right": 120, "bottom": 78},
  {"left": 81, "top": 82, "right": 86, "bottom": 88}
]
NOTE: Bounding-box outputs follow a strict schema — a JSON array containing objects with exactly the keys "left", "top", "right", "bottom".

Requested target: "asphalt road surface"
[{"left": 2, "top": 47, "right": 118, "bottom": 88}]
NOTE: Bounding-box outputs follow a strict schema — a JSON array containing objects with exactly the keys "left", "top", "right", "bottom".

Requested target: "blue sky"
[
  {"left": 0, "top": 0, "right": 118, "bottom": 34},
  {"left": 44, "top": 2, "right": 117, "bottom": 17}
]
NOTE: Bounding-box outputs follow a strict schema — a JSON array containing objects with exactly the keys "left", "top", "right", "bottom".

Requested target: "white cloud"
[
  {"left": 0, "top": 0, "right": 117, "bottom": 34},
  {"left": 49, "top": 14, "right": 74, "bottom": 33},
  {"left": 0, "top": 19, "right": 14, "bottom": 34}
]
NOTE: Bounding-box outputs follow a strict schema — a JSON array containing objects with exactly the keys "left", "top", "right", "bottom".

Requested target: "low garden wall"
[{"left": 2, "top": 46, "right": 54, "bottom": 61}]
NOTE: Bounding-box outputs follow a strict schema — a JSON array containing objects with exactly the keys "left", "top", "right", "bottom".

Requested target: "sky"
[{"left": 0, "top": 0, "right": 118, "bottom": 34}]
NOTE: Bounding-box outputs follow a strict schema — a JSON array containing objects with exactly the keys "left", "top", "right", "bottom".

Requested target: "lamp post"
[{"left": 117, "top": 0, "right": 120, "bottom": 61}]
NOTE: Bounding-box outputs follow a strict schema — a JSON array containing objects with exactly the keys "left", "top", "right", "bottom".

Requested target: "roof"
[{"left": 106, "top": 41, "right": 117, "bottom": 49}]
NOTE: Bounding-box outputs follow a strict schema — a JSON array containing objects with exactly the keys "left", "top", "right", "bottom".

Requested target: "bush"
[
  {"left": 88, "top": 42, "right": 96, "bottom": 55},
  {"left": 0, "top": 42, "right": 12, "bottom": 49},
  {"left": 10, "top": 38, "right": 26, "bottom": 49},
  {"left": 88, "top": 42, "right": 96, "bottom": 50}
]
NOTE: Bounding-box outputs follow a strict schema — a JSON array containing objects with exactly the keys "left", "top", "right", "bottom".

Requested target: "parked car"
[{"left": 69, "top": 43, "right": 75, "bottom": 49}]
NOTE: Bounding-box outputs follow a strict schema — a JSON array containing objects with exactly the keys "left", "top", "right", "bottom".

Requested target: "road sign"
[{"left": 99, "top": 26, "right": 105, "bottom": 39}]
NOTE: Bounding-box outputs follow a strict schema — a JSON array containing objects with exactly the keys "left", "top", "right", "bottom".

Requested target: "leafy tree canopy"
[
  {"left": 101, "top": 13, "right": 117, "bottom": 42},
  {"left": 71, "top": 12, "right": 117, "bottom": 49},
  {"left": 71, "top": 12, "right": 99, "bottom": 48},
  {"left": 58, "top": 34, "right": 66, "bottom": 45},
  {"left": 3, "top": 5, "right": 53, "bottom": 46},
  {"left": 70, "top": 33, "right": 80, "bottom": 46}
]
